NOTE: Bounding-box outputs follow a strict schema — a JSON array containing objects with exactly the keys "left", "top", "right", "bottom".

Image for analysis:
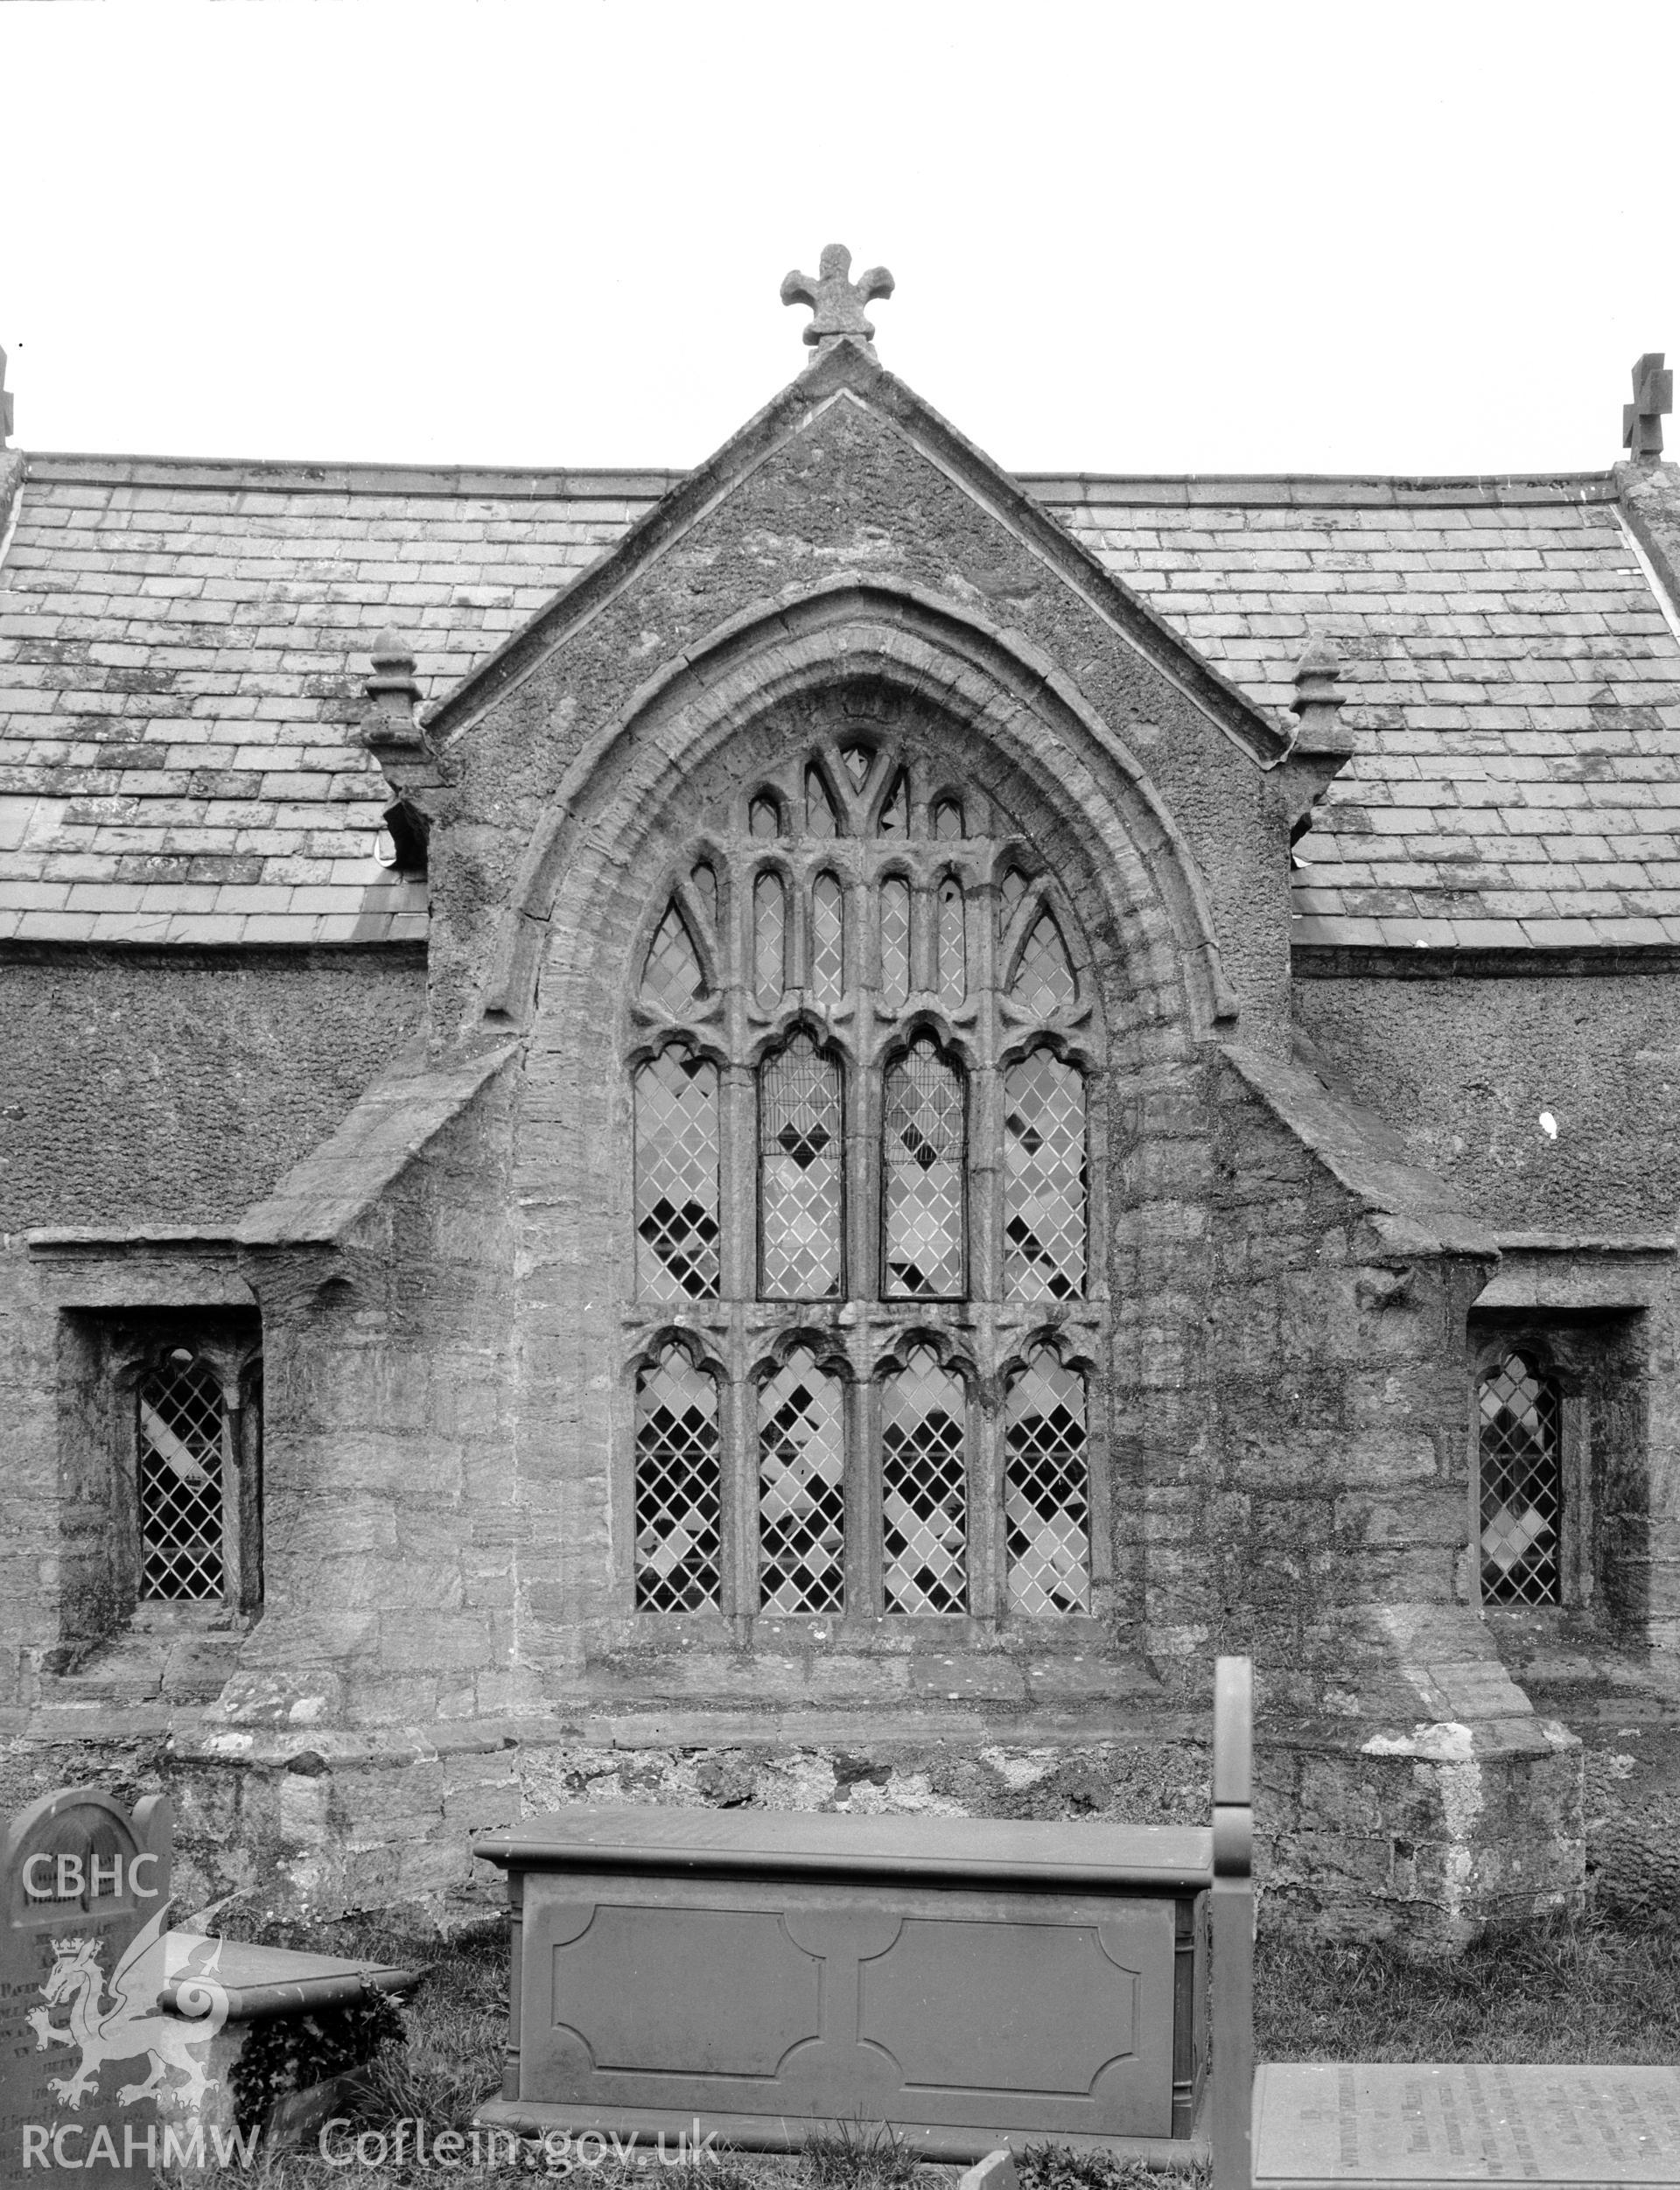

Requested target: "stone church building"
[{"left": 3, "top": 264, "right": 1676, "bottom": 1949}]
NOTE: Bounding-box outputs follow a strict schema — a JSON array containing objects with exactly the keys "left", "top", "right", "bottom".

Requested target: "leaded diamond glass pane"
[
  {"left": 1012, "top": 911, "right": 1076, "bottom": 1014},
  {"left": 883, "top": 1347, "right": 968, "bottom": 1613},
  {"left": 884, "top": 1038, "right": 964, "bottom": 1298},
  {"left": 937, "top": 878, "right": 966, "bottom": 1008},
  {"left": 811, "top": 873, "right": 844, "bottom": 1003},
  {"left": 1005, "top": 1351, "right": 1090, "bottom": 1614},
  {"left": 750, "top": 795, "right": 780, "bottom": 838},
  {"left": 754, "top": 872, "right": 786, "bottom": 1006},
  {"left": 642, "top": 902, "right": 704, "bottom": 1011},
  {"left": 1004, "top": 1051, "right": 1087, "bottom": 1299},
  {"left": 806, "top": 769, "right": 839, "bottom": 838},
  {"left": 878, "top": 773, "right": 907, "bottom": 836},
  {"left": 137, "top": 1353, "right": 226, "bottom": 1602},
  {"left": 1479, "top": 1352, "right": 1562, "bottom": 1606},
  {"left": 634, "top": 1048, "right": 720, "bottom": 1299},
  {"left": 760, "top": 1034, "right": 844, "bottom": 1299},
  {"left": 842, "top": 745, "right": 872, "bottom": 791},
  {"left": 759, "top": 1348, "right": 845, "bottom": 1613},
  {"left": 635, "top": 1348, "right": 720, "bottom": 1610},
  {"left": 933, "top": 800, "right": 963, "bottom": 841},
  {"left": 880, "top": 878, "right": 911, "bottom": 1011}
]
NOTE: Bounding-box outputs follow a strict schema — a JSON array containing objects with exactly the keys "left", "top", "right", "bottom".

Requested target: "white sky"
[{"left": 5, "top": 0, "right": 1677, "bottom": 479}]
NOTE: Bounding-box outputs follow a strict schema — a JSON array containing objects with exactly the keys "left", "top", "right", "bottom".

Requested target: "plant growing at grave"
[
  {"left": 801, "top": 2117, "right": 919, "bottom": 2189},
  {"left": 228, "top": 1991, "right": 406, "bottom": 2131},
  {"left": 1019, "top": 2144, "right": 1209, "bottom": 2190}
]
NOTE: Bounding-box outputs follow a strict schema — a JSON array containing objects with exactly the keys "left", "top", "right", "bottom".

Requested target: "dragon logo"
[{"left": 26, "top": 1905, "right": 229, "bottom": 2114}]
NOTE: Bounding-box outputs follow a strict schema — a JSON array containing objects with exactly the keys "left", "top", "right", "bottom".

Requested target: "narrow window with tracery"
[
  {"left": 1004, "top": 1050, "right": 1087, "bottom": 1299},
  {"left": 136, "top": 1350, "right": 228, "bottom": 1602},
  {"left": 642, "top": 901, "right": 705, "bottom": 1011},
  {"left": 882, "top": 1347, "right": 969, "bottom": 1613},
  {"left": 879, "top": 877, "right": 911, "bottom": 1011},
  {"left": 933, "top": 799, "right": 963, "bottom": 842},
  {"left": 878, "top": 772, "right": 908, "bottom": 836},
  {"left": 758, "top": 1348, "right": 845, "bottom": 1613},
  {"left": 634, "top": 1346, "right": 721, "bottom": 1611},
  {"left": 750, "top": 794, "right": 781, "bottom": 839},
  {"left": 883, "top": 1037, "right": 965, "bottom": 1298},
  {"left": 1005, "top": 1350, "right": 1091, "bottom": 1613},
  {"left": 1012, "top": 910, "right": 1076, "bottom": 1014},
  {"left": 811, "top": 873, "right": 844, "bottom": 1003},
  {"left": 753, "top": 872, "right": 786, "bottom": 1006},
  {"left": 1479, "top": 1351, "right": 1563, "bottom": 1606},
  {"left": 937, "top": 878, "right": 966, "bottom": 1008},
  {"left": 634, "top": 1047, "right": 720, "bottom": 1299},
  {"left": 760, "top": 1033, "right": 844, "bottom": 1299}
]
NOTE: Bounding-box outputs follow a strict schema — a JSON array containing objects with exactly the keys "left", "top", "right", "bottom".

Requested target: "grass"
[{"left": 170, "top": 1902, "right": 1679, "bottom": 2188}]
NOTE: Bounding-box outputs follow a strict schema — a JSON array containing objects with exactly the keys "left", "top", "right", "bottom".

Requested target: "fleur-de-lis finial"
[{"left": 780, "top": 245, "right": 894, "bottom": 363}]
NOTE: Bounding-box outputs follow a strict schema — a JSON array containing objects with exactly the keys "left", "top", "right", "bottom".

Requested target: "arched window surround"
[
  {"left": 618, "top": 703, "right": 1115, "bottom": 1630},
  {"left": 1470, "top": 1333, "right": 1586, "bottom": 1613}
]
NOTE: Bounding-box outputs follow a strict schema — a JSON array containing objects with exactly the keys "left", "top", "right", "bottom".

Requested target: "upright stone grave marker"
[{"left": 0, "top": 1787, "right": 192, "bottom": 2185}]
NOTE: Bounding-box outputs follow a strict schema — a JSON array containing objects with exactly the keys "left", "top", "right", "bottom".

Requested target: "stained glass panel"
[
  {"left": 754, "top": 872, "right": 786, "bottom": 1006},
  {"left": 760, "top": 1034, "right": 844, "bottom": 1299},
  {"left": 759, "top": 1348, "right": 845, "bottom": 1613},
  {"left": 937, "top": 878, "right": 966, "bottom": 1008},
  {"left": 883, "top": 1347, "right": 968, "bottom": 1613},
  {"left": 880, "top": 878, "right": 911, "bottom": 1011},
  {"left": 634, "top": 1048, "right": 720, "bottom": 1299},
  {"left": 806, "top": 768, "right": 839, "bottom": 838},
  {"left": 1005, "top": 1351, "right": 1090, "bottom": 1614},
  {"left": 878, "top": 773, "right": 908, "bottom": 836},
  {"left": 884, "top": 1037, "right": 965, "bottom": 1297},
  {"left": 1480, "top": 1352, "right": 1562, "bottom": 1606},
  {"left": 933, "top": 800, "right": 964, "bottom": 842},
  {"left": 634, "top": 1347, "right": 721, "bottom": 1611},
  {"left": 1004, "top": 1051, "right": 1087, "bottom": 1299},
  {"left": 137, "top": 1352, "right": 226, "bottom": 1602},
  {"left": 811, "top": 873, "right": 844, "bottom": 1003},
  {"left": 642, "top": 902, "right": 704, "bottom": 1011},
  {"left": 1012, "top": 911, "right": 1076, "bottom": 1014}
]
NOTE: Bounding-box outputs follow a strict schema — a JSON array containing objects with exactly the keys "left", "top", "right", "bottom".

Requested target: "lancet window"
[{"left": 625, "top": 710, "right": 1103, "bottom": 1624}]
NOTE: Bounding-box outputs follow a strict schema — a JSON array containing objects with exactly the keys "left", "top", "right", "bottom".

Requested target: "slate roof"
[{"left": 3, "top": 450, "right": 1678, "bottom": 949}]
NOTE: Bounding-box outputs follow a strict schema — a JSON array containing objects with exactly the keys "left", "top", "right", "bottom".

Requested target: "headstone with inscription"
[
  {"left": 1253, "top": 2061, "right": 1680, "bottom": 2187},
  {"left": 1, "top": 1787, "right": 183, "bottom": 2187}
]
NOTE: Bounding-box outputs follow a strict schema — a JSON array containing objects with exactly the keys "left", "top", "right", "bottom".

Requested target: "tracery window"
[{"left": 626, "top": 704, "right": 1103, "bottom": 1623}]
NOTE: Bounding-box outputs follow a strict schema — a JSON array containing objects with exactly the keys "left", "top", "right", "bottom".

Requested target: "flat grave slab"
[{"left": 1255, "top": 2063, "right": 1680, "bottom": 2187}]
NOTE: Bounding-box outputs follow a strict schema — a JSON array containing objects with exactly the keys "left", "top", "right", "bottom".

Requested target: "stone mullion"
[{"left": 848, "top": 1368, "right": 882, "bottom": 1618}]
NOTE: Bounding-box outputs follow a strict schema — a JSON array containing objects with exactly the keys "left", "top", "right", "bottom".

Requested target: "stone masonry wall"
[{"left": 0, "top": 947, "right": 424, "bottom": 1232}]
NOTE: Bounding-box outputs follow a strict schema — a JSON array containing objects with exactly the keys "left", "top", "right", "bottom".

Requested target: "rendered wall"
[{"left": 0, "top": 946, "right": 424, "bottom": 1231}]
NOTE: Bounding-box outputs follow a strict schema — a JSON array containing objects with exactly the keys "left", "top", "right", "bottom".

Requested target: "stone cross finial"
[
  {"left": 0, "top": 346, "right": 13, "bottom": 448},
  {"left": 1624, "top": 352, "right": 1672, "bottom": 463},
  {"left": 780, "top": 245, "right": 894, "bottom": 360}
]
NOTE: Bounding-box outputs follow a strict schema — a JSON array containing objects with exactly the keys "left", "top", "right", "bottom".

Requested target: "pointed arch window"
[
  {"left": 760, "top": 1033, "right": 844, "bottom": 1300},
  {"left": 758, "top": 1348, "right": 846, "bottom": 1613},
  {"left": 621, "top": 725, "right": 1105, "bottom": 1627},
  {"left": 810, "top": 873, "right": 844, "bottom": 1003},
  {"left": 1004, "top": 1050, "right": 1087, "bottom": 1299},
  {"left": 1004, "top": 1350, "right": 1091, "bottom": 1613},
  {"left": 634, "top": 1047, "right": 720, "bottom": 1300},
  {"left": 882, "top": 1347, "right": 969, "bottom": 1613},
  {"left": 883, "top": 1038, "right": 965, "bottom": 1298},
  {"left": 634, "top": 1346, "right": 721, "bottom": 1610}
]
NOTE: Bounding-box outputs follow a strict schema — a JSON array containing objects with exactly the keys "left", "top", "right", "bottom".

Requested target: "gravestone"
[
  {"left": 1, "top": 1786, "right": 189, "bottom": 2184},
  {"left": 1253, "top": 2063, "right": 1680, "bottom": 2187}
]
